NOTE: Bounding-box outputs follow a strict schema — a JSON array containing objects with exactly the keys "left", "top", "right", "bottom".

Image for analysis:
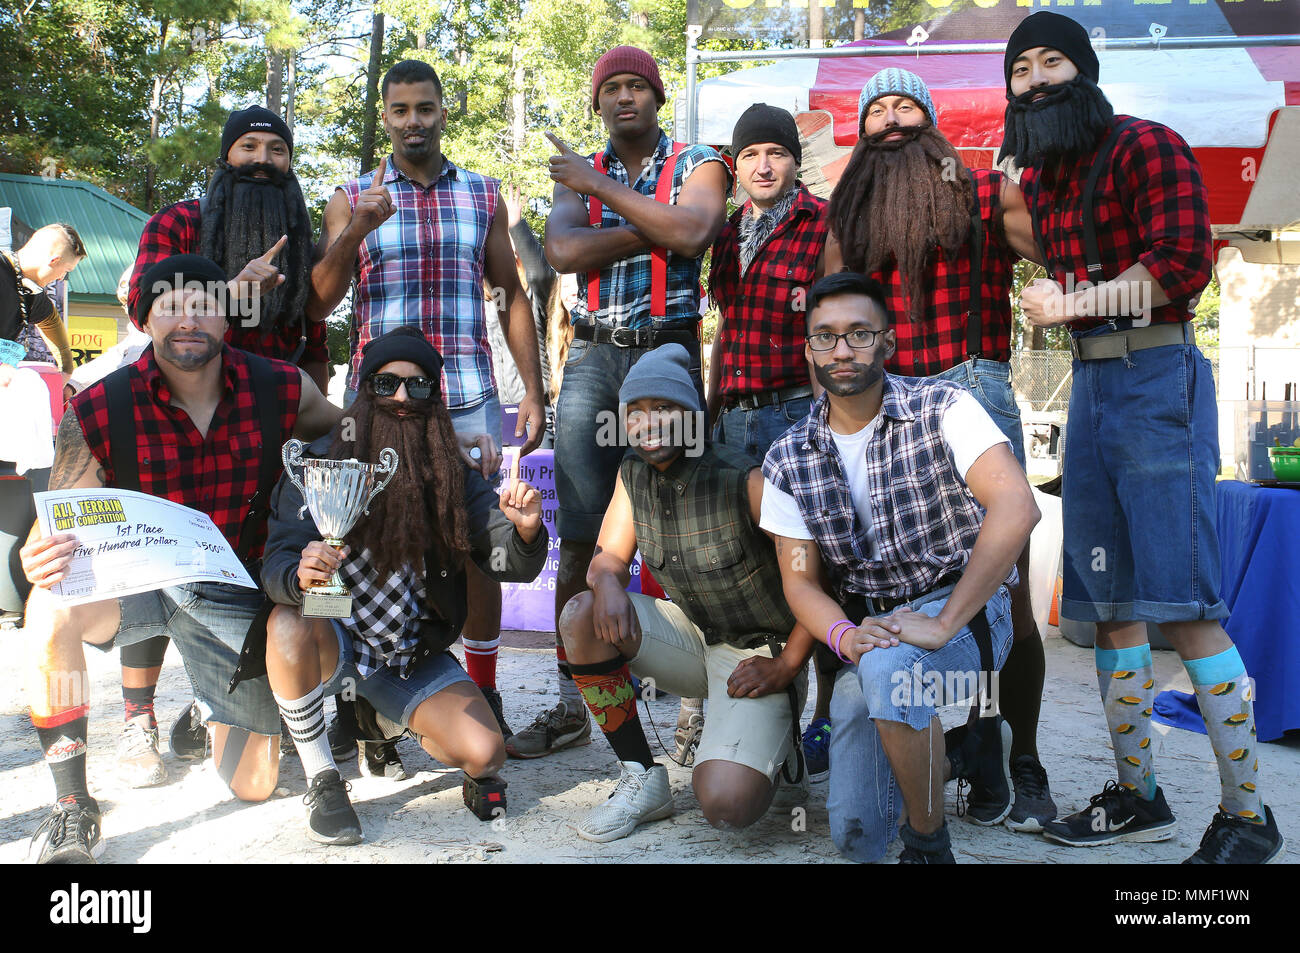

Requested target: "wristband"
[{"left": 826, "top": 619, "right": 854, "bottom": 662}]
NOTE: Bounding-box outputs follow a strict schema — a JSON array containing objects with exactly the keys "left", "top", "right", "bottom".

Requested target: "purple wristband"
[{"left": 827, "top": 619, "right": 853, "bottom": 662}]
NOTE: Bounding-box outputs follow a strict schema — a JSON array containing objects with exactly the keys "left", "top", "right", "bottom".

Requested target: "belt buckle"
[
  {"left": 610, "top": 326, "right": 636, "bottom": 348},
  {"left": 1069, "top": 334, "right": 1082, "bottom": 361}
]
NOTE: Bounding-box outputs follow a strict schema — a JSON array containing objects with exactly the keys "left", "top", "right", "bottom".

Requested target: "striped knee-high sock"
[
  {"left": 274, "top": 685, "right": 335, "bottom": 782},
  {"left": 463, "top": 636, "right": 500, "bottom": 691}
]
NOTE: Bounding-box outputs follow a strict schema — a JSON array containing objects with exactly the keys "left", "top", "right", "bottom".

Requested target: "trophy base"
[{"left": 302, "top": 591, "right": 353, "bottom": 619}]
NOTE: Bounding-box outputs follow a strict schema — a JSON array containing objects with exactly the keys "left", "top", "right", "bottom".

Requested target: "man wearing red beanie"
[{"left": 515, "top": 46, "right": 729, "bottom": 759}]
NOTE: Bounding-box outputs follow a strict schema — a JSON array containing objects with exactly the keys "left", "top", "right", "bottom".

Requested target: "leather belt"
[
  {"left": 573, "top": 323, "right": 696, "bottom": 349},
  {"left": 727, "top": 385, "right": 813, "bottom": 413},
  {"left": 845, "top": 573, "right": 963, "bottom": 620},
  {"left": 1070, "top": 321, "right": 1191, "bottom": 361}
]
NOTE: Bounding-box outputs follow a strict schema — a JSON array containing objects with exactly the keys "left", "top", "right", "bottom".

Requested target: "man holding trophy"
[{"left": 261, "top": 327, "right": 548, "bottom": 845}]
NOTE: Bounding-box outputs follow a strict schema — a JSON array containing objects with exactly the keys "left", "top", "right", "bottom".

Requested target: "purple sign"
[{"left": 497, "top": 447, "right": 642, "bottom": 632}]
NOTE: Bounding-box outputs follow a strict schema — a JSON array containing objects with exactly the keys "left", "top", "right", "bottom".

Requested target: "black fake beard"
[
  {"left": 998, "top": 74, "right": 1115, "bottom": 168},
  {"left": 813, "top": 358, "right": 884, "bottom": 398},
  {"left": 199, "top": 160, "right": 313, "bottom": 334}
]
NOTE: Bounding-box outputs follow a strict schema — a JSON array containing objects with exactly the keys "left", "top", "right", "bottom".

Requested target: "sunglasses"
[{"left": 368, "top": 373, "right": 436, "bottom": 400}]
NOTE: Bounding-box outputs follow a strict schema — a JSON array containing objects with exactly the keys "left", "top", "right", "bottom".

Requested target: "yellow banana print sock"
[{"left": 1186, "top": 647, "right": 1265, "bottom": 824}]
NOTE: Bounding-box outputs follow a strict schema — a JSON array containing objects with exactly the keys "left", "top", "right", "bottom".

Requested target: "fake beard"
[{"left": 998, "top": 74, "right": 1115, "bottom": 168}]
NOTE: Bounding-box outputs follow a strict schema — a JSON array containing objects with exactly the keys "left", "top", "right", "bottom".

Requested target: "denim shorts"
[
  {"left": 827, "top": 586, "right": 1013, "bottom": 863},
  {"left": 713, "top": 395, "right": 813, "bottom": 467},
  {"left": 111, "top": 582, "right": 279, "bottom": 737},
  {"left": 1060, "top": 328, "right": 1227, "bottom": 624},
  {"left": 553, "top": 335, "right": 704, "bottom": 542},
  {"left": 320, "top": 621, "right": 473, "bottom": 729},
  {"left": 930, "top": 358, "right": 1026, "bottom": 469}
]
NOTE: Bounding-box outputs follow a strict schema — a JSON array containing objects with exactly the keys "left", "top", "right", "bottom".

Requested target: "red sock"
[{"left": 463, "top": 636, "right": 499, "bottom": 690}]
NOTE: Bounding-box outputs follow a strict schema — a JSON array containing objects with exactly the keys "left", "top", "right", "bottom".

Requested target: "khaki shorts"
[{"left": 626, "top": 592, "right": 808, "bottom": 781}]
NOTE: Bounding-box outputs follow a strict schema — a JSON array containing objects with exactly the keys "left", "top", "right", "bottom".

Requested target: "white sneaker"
[
  {"left": 117, "top": 718, "right": 167, "bottom": 788},
  {"left": 575, "top": 761, "right": 673, "bottom": 843}
]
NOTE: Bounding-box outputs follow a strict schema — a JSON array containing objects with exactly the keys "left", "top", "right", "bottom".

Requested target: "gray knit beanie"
[{"left": 618, "top": 344, "right": 700, "bottom": 413}]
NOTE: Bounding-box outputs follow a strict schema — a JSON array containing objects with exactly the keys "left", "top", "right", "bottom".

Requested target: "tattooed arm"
[{"left": 19, "top": 411, "right": 104, "bottom": 588}]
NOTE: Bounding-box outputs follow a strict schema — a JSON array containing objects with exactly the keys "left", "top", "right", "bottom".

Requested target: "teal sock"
[
  {"left": 1095, "top": 644, "right": 1157, "bottom": 799},
  {"left": 1185, "top": 646, "right": 1265, "bottom": 824}
]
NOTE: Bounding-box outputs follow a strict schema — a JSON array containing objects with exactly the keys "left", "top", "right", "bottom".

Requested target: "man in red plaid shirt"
[
  {"left": 824, "top": 68, "right": 1053, "bottom": 832},
  {"left": 1009, "top": 11, "right": 1283, "bottom": 863},
  {"left": 19, "top": 255, "right": 340, "bottom": 863}
]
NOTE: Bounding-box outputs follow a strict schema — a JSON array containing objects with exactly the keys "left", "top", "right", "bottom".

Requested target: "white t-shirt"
[{"left": 760, "top": 390, "right": 1010, "bottom": 542}]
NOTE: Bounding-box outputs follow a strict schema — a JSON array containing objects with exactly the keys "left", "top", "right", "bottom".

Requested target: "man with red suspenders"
[{"left": 509, "top": 46, "right": 728, "bottom": 759}]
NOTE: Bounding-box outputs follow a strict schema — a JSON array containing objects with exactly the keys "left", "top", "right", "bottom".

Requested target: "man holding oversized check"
[{"left": 18, "top": 254, "right": 340, "bottom": 864}]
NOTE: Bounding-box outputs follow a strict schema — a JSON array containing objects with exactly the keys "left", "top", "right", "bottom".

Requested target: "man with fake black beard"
[
  {"left": 825, "top": 68, "right": 1054, "bottom": 832},
  {"left": 124, "top": 106, "right": 328, "bottom": 775},
  {"left": 762, "top": 272, "right": 1039, "bottom": 863},
  {"left": 260, "top": 327, "right": 547, "bottom": 844},
  {"left": 555, "top": 343, "right": 812, "bottom": 842},
  {"left": 19, "top": 255, "right": 340, "bottom": 863},
  {"left": 1005, "top": 11, "right": 1284, "bottom": 863}
]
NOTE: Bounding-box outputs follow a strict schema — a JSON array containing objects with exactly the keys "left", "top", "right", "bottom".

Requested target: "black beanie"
[
  {"left": 356, "top": 326, "right": 445, "bottom": 385},
  {"left": 220, "top": 106, "right": 293, "bottom": 160},
  {"left": 731, "top": 103, "right": 802, "bottom": 166},
  {"left": 1004, "top": 12, "right": 1099, "bottom": 94},
  {"left": 135, "top": 254, "right": 229, "bottom": 328}
]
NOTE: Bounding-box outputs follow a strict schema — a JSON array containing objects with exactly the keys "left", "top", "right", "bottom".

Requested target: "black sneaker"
[
  {"left": 482, "top": 687, "right": 514, "bottom": 741},
  {"left": 358, "top": 739, "right": 407, "bottom": 780},
  {"left": 1184, "top": 805, "right": 1285, "bottom": 864},
  {"left": 897, "top": 821, "right": 956, "bottom": 864},
  {"left": 28, "top": 797, "right": 104, "bottom": 864},
  {"left": 1005, "top": 755, "right": 1058, "bottom": 833},
  {"left": 302, "top": 770, "right": 363, "bottom": 845},
  {"left": 1042, "top": 780, "right": 1177, "bottom": 847},
  {"left": 328, "top": 712, "right": 358, "bottom": 761},
  {"left": 169, "top": 701, "right": 209, "bottom": 761},
  {"left": 950, "top": 716, "right": 1013, "bottom": 826}
]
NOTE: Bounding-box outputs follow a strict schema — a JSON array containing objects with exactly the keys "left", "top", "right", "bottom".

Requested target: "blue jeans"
[
  {"left": 827, "top": 587, "right": 1014, "bottom": 863},
  {"left": 930, "top": 358, "right": 1027, "bottom": 469},
  {"left": 1060, "top": 326, "right": 1227, "bottom": 623},
  {"left": 713, "top": 395, "right": 813, "bottom": 467},
  {"left": 553, "top": 335, "right": 704, "bottom": 542},
  {"left": 448, "top": 391, "right": 504, "bottom": 449},
  {"left": 111, "top": 582, "right": 278, "bottom": 736},
  {"left": 320, "top": 622, "right": 473, "bottom": 729}
]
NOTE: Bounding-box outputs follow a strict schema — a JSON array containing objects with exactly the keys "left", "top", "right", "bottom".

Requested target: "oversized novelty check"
[{"left": 33, "top": 488, "right": 256, "bottom": 606}]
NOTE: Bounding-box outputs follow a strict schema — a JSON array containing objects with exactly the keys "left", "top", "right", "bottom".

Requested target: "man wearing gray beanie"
[{"left": 554, "top": 342, "right": 813, "bottom": 843}]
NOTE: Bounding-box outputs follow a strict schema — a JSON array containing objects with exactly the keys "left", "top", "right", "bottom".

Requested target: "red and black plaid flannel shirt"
[
  {"left": 709, "top": 185, "right": 827, "bottom": 401},
  {"left": 1019, "top": 116, "right": 1211, "bottom": 332},
  {"left": 73, "top": 346, "right": 302, "bottom": 559},
  {"left": 128, "top": 199, "right": 329, "bottom": 365},
  {"left": 874, "top": 169, "right": 1018, "bottom": 377}
]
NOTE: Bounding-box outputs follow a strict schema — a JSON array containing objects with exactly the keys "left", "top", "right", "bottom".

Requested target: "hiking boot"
[
  {"left": 117, "top": 717, "right": 167, "bottom": 788},
  {"left": 169, "top": 701, "right": 208, "bottom": 761},
  {"left": 950, "top": 716, "right": 1012, "bottom": 826},
  {"left": 1184, "top": 805, "right": 1285, "bottom": 864},
  {"left": 673, "top": 709, "right": 704, "bottom": 768},
  {"left": 574, "top": 761, "right": 673, "bottom": 843},
  {"left": 358, "top": 740, "right": 407, "bottom": 780},
  {"left": 328, "top": 712, "right": 358, "bottom": 761},
  {"left": 801, "top": 717, "right": 831, "bottom": 783},
  {"left": 1005, "top": 755, "right": 1058, "bottom": 833},
  {"left": 28, "top": 797, "right": 104, "bottom": 864},
  {"left": 482, "top": 687, "right": 514, "bottom": 741},
  {"left": 506, "top": 701, "right": 591, "bottom": 759},
  {"left": 1042, "top": 781, "right": 1177, "bottom": 847},
  {"left": 897, "top": 821, "right": 956, "bottom": 864},
  {"left": 302, "top": 770, "right": 363, "bottom": 845}
]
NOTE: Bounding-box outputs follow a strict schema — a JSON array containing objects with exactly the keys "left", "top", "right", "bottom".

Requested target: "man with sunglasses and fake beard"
[
  {"left": 825, "top": 68, "right": 1053, "bottom": 834},
  {"left": 123, "top": 105, "right": 330, "bottom": 776},
  {"left": 1007, "top": 11, "right": 1283, "bottom": 863},
  {"left": 260, "top": 327, "right": 548, "bottom": 844}
]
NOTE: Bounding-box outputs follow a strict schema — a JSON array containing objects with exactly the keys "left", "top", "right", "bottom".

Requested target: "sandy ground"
[{"left": 1, "top": 624, "right": 1296, "bottom": 865}]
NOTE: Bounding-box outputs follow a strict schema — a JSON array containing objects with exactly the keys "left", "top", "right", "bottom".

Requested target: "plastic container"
[{"left": 1230, "top": 400, "right": 1300, "bottom": 481}]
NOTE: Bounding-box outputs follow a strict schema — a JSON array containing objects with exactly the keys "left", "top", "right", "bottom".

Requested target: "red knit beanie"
[{"left": 591, "top": 46, "right": 665, "bottom": 110}]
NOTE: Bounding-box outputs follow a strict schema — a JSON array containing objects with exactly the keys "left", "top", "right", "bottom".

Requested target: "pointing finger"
[
  {"left": 259, "top": 234, "right": 288, "bottom": 263},
  {"left": 544, "top": 132, "right": 573, "bottom": 154},
  {"left": 374, "top": 156, "right": 387, "bottom": 185}
]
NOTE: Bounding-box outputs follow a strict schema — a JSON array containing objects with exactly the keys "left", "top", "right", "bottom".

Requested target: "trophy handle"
[
  {"left": 363, "top": 447, "right": 399, "bottom": 515},
  {"left": 281, "top": 439, "right": 310, "bottom": 519}
]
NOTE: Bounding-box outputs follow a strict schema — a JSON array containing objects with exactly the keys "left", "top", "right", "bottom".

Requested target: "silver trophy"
[{"left": 282, "top": 439, "right": 399, "bottom": 618}]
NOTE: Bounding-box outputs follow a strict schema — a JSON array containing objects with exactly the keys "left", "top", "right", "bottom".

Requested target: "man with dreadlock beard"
[
  {"left": 124, "top": 106, "right": 331, "bottom": 773},
  {"left": 1006, "top": 12, "right": 1283, "bottom": 864},
  {"left": 260, "top": 327, "right": 548, "bottom": 844},
  {"left": 824, "top": 68, "right": 1054, "bottom": 833}
]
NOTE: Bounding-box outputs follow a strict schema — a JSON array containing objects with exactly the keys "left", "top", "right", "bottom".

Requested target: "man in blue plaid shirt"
[{"left": 763, "top": 273, "right": 1040, "bottom": 863}]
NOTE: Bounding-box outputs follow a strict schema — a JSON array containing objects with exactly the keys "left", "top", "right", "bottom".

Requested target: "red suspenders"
[{"left": 586, "top": 141, "right": 685, "bottom": 319}]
